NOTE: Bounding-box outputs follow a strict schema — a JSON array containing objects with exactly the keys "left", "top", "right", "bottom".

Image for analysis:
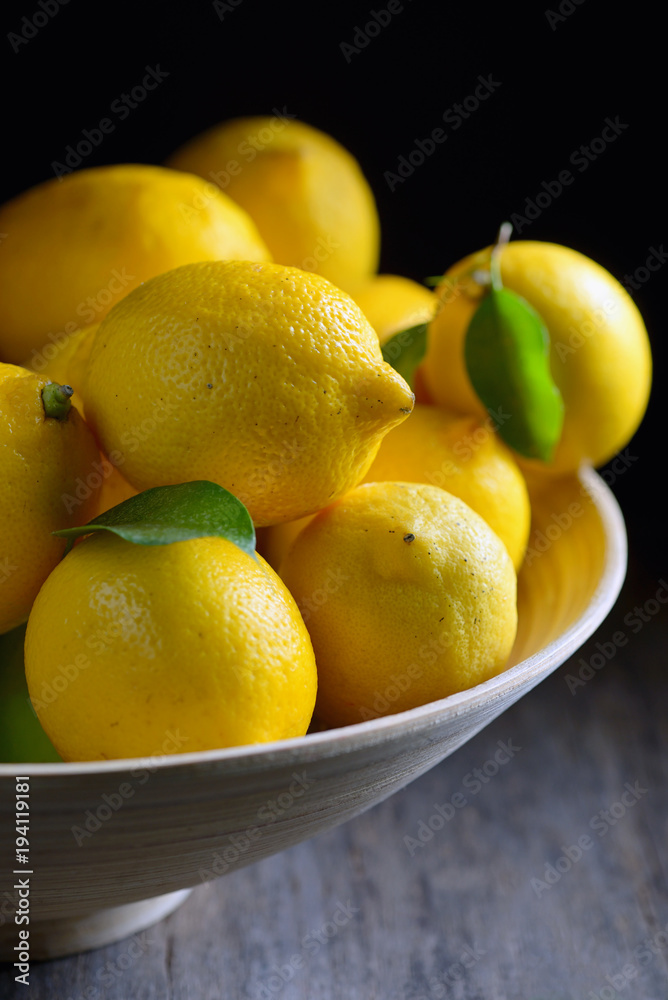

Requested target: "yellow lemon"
[
  {"left": 264, "top": 404, "right": 530, "bottom": 574},
  {"left": 352, "top": 274, "right": 436, "bottom": 345},
  {"left": 85, "top": 260, "right": 414, "bottom": 526},
  {"left": 0, "top": 364, "right": 102, "bottom": 634},
  {"left": 90, "top": 462, "right": 138, "bottom": 518},
  {"left": 27, "top": 320, "right": 140, "bottom": 518},
  {"left": 25, "top": 533, "right": 317, "bottom": 761},
  {"left": 167, "top": 116, "right": 379, "bottom": 293},
  {"left": 0, "top": 164, "right": 270, "bottom": 365},
  {"left": 421, "top": 241, "right": 652, "bottom": 473},
  {"left": 280, "top": 481, "right": 517, "bottom": 728},
  {"left": 364, "top": 405, "right": 530, "bottom": 569},
  {"left": 30, "top": 323, "right": 98, "bottom": 415}
]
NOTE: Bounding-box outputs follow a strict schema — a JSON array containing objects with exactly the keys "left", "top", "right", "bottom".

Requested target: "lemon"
[
  {"left": 280, "top": 481, "right": 517, "bottom": 728},
  {"left": 25, "top": 533, "right": 317, "bottom": 761},
  {"left": 421, "top": 241, "right": 652, "bottom": 473},
  {"left": 91, "top": 463, "right": 138, "bottom": 518},
  {"left": 0, "top": 164, "right": 270, "bottom": 366},
  {"left": 167, "top": 116, "right": 379, "bottom": 294},
  {"left": 0, "top": 364, "right": 102, "bottom": 634},
  {"left": 353, "top": 274, "right": 436, "bottom": 345},
  {"left": 365, "top": 405, "right": 530, "bottom": 568},
  {"left": 27, "top": 320, "right": 140, "bottom": 518},
  {"left": 264, "top": 404, "right": 529, "bottom": 573},
  {"left": 29, "top": 323, "right": 98, "bottom": 416},
  {"left": 85, "top": 260, "right": 414, "bottom": 526}
]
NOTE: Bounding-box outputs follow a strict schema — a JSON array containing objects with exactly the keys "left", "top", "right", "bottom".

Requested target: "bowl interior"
[{"left": 0, "top": 467, "right": 627, "bottom": 957}]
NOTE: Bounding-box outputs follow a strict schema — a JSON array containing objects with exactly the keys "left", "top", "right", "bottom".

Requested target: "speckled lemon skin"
[
  {"left": 85, "top": 260, "right": 414, "bottom": 527},
  {"left": 0, "top": 363, "right": 101, "bottom": 634},
  {"left": 0, "top": 164, "right": 270, "bottom": 365},
  {"left": 280, "top": 481, "right": 517, "bottom": 729},
  {"left": 363, "top": 406, "right": 530, "bottom": 570},
  {"left": 24, "top": 533, "right": 318, "bottom": 761},
  {"left": 264, "top": 404, "right": 530, "bottom": 573}
]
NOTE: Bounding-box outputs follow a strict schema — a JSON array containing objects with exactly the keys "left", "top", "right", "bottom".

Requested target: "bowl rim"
[{"left": 0, "top": 465, "right": 627, "bottom": 779}]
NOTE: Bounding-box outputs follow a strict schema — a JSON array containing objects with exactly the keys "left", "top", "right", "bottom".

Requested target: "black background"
[{"left": 1, "top": 0, "right": 664, "bottom": 575}]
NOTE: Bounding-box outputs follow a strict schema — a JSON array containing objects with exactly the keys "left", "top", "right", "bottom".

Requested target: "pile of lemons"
[{"left": 0, "top": 116, "right": 652, "bottom": 762}]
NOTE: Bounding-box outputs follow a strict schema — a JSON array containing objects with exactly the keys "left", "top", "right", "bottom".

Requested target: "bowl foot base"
[{"left": 0, "top": 888, "right": 192, "bottom": 961}]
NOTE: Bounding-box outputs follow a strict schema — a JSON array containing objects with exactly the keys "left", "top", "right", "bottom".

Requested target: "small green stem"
[{"left": 42, "top": 383, "right": 74, "bottom": 421}]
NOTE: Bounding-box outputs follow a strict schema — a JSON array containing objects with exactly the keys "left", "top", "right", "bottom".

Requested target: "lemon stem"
[
  {"left": 490, "top": 221, "right": 513, "bottom": 292},
  {"left": 42, "top": 383, "right": 74, "bottom": 421}
]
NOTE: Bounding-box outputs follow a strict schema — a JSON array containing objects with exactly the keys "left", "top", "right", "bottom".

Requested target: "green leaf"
[
  {"left": 53, "top": 481, "right": 256, "bottom": 557},
  {"left": 464, "top": 288, "right": 564, "bottom": 462},
  {"left": 381, "top": 322, "right": 428, "bottom": 389}
]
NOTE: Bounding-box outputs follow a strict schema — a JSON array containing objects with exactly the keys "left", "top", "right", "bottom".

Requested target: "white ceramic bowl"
[{"left": 0, "top": 467, "right": 626, "bottom": 959}]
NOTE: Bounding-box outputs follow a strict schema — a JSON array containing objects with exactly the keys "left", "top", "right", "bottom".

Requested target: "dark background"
[
  {"left": 0, "top": 6, "right": 666, "bottom": 996},
  {"left": 1, "top": 0, "right": 664, "bottom": 575}
]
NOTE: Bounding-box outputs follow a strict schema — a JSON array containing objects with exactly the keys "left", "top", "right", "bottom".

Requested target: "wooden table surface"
[{"left": 1, "top": 552, "right": 666, "bottom": 1000}]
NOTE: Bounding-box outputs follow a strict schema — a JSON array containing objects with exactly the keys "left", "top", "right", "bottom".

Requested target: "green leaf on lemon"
[
  {"left": 381, "top": 322, "right": 428, "bottom": 389},
  {"left": 464, "top": 288, "right": 564, "bottom": 462},
  {"left": 53, "top": 481, "right": 256, "bottom": 557}
]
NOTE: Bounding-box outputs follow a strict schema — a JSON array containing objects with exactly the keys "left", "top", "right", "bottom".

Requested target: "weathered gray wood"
[{"left": 2, "top": 559, "right": 666, "bottom": 998}]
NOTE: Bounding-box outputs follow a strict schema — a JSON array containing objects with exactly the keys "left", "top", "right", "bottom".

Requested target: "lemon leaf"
[
  {"left": 381, "top": 322, "right": 428, "bottom": 389},
  {"left": 53, "top": 481, "right": 256, "bottom": 557},
  {"left": 464, "top": 288, "right": 564, "bottom": 462}
]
